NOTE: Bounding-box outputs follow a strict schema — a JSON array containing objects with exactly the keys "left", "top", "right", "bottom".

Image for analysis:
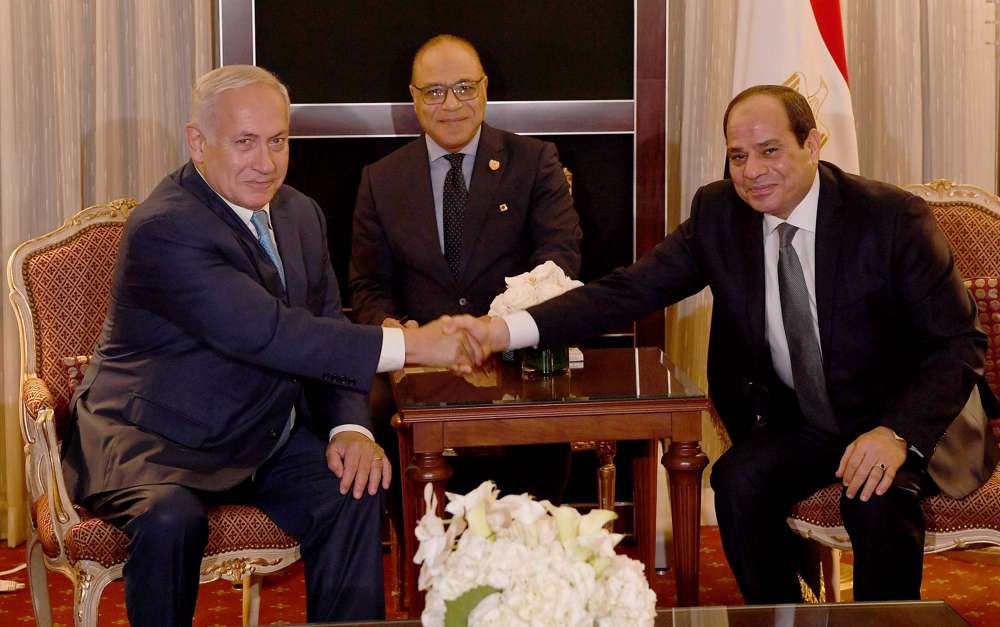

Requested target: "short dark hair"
[
  {"left": 411, "top": 34, "right": 484, "bottom": 85},
  {"left": 723, "top": 85, "right": 816, "bottom": 147}
]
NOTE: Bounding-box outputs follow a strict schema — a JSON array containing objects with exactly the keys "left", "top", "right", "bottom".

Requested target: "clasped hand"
[{"left": 400, "top": 315, "right": 508, "bottom": 374}]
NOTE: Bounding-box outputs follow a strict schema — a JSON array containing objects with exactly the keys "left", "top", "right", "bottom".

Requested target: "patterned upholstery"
[
  {"left": 790, "top": 464, "right": 1000, "bottom": 538},
  {"left": 932, "top": 204, "right": 1000, "bottom": 280},
  {"left": 22, "top": 223, "right": 121, "bottom": 435},
  {"left": 32, "top": 497, "right": 297, "bottom": 569},
  {"left": 9, "top": 200, "right": 301, "bottom": 626}
]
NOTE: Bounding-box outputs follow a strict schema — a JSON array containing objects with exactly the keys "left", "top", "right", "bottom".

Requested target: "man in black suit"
[
  {"left": 350, "top": 34, "right": 581, "bottom": 502},
  {"left": 61, "top": 64, "right": 483, "bottom": 626},
  {"left": 462, "top": 85, "right": 999, "bottom": 602}
]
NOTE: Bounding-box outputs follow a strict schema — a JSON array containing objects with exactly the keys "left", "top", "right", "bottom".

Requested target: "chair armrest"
[{"left": 22, "top": 375, "right": 55, "bottom": 420}]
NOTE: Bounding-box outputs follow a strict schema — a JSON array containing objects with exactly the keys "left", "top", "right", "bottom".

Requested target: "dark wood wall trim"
[
  {"left": 635, "top": 0, "right": 667, "bottom": 349},
  {"left": 290, "top": 101, "right": 635, "bottom": 137},
  {"left": 217, "top": 0, "right": 253, "bottom": 66}
]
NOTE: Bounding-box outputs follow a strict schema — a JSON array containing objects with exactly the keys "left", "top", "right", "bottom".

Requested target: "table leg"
[
  {"left": 596, "top": 440, "right": 617, "bottom": 526},
  {"left": 404, "top": 451, "right": 452, "bottom": 616},
  {"left": 664, "top": 438, "right": 708, "bottom": 606},
  {"left": 632, "top": 440, "right": 658, "bottom": 586}
]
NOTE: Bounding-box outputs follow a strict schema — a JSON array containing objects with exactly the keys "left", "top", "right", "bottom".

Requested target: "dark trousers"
[
  {"left": 710, "top": 423, "right": 928, "bottom": 604},
  {"left": 369, "top": 372, "right": 572, "bottom": 503},
  {"left": 86, "top": 426, "right": 386, "bottom": 626}
]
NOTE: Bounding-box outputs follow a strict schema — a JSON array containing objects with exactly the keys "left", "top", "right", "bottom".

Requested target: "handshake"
[{"left": 387, "top": 315, "right": 511, "bottom": 373}]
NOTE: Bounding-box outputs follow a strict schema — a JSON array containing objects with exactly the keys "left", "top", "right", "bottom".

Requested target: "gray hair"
[{"left": 190, "top": 65, "right": 290, "bottom": 134}]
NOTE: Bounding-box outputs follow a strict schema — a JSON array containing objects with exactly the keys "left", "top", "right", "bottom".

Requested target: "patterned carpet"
[{"left": 1, "top": 526, "right": 997, "bottom": 625}]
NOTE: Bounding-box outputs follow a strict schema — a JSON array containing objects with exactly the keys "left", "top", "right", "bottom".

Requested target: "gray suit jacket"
[
  {"left": 349, "top": 123, "right": 581, "bottom": 325},
  {"left": 62, "top": 162, "right": 383, "bottom": 502}
]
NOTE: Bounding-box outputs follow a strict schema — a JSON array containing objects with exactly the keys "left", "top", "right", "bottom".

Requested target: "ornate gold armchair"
[
  {"left": 7, "top": 199, "right": 301, "bottom": 626},
  {"left": 787, "top": 180, "right": 1000, "bottom": 601}
]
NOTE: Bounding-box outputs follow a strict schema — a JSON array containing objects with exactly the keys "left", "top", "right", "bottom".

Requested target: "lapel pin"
[
  {"left": 499, "top": 203, "right": 509, "bottom": 213},
  {"left": 489, "top": 159, "right": 501, "bottom": 171}
]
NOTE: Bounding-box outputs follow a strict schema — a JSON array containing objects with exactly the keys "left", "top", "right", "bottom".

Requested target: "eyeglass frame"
[{"left": 410, "top": 76, "right": 487, "bottom": 105}]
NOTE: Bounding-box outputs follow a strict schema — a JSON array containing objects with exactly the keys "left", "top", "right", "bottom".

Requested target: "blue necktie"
[{"left": 250, "top": 210, "right": 286, "bottom": 288}]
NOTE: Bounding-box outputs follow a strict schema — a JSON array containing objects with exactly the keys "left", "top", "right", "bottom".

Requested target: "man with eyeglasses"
[{"left": 350, "top": 34, "right": 581, "bottom": 502}]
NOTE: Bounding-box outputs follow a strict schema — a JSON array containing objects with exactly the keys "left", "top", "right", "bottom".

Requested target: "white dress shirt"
[{"left": 763, "top": 171, "right": 822, "bottom": 390}]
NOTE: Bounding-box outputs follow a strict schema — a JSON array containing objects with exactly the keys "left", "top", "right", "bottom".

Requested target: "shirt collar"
[
  {"left": 763, "top": 170, "right": 821, "bottom": 236},
  {"left": 194, "top": 166, "right": 271, "bottom": 227},
  {"left": 425, "top": 126, "right": 483, "bottom": 163}
]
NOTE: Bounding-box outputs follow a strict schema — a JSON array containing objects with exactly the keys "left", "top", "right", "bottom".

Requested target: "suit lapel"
[
  {"left": 737, "top": 194, "right": 768, "bottom": 371},
  {"left": 269, "top": 192, "right": 304, "bottom": 306},
  {"left": 459, "top": 124, "right": 504, "bottom": 283},
  {"left": 178, "top": 162, "right": 287, "bottom": 301},
  {"left": 814, "top": 164, "right": 845, "bottom": 364}
]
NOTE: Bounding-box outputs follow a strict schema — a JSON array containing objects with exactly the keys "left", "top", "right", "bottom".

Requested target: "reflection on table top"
[
  {"left": 392, "top": 347, "right": 704, "bottom": 410},
  {"left": 316, "top": 600, "right": 968, "bottom": 626}
]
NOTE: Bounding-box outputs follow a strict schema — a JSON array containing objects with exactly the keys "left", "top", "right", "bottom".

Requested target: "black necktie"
[
  {"left": 777, "top": 224, "right": 839, "bottom": 434},
  {"left": 443, "top": 153, "right": 467, "bottom": 279}
]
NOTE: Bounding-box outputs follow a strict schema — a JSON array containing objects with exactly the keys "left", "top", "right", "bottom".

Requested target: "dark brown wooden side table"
[{"left": 391, "top": 347, "right": 709, "bottom": 614}]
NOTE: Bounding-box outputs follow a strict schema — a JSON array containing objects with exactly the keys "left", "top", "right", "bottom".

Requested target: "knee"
[
  {"left": 840, "top": 486, "right": 922, "bottom": 534},
  {"left": 132, "top": 490, "right": 208, "bottom": 544},
  {"left": 710, "top": 449, "right": 755, "bottom": 498}
]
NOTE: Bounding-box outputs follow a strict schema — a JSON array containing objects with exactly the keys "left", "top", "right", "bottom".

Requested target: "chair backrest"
[
  {"left": 905, "top": 179, "right": 1000, "bottom": 280},
  {"left": 905, "top": 180, "right": 1000, "bottom": 406},
  {"left": 7, "top": 199, "right": 138, "bottom": 435}
]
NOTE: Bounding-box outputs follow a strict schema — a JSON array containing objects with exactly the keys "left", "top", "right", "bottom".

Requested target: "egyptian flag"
[{"left": 732, "top": 0, "right": 860, "bottom": 174}]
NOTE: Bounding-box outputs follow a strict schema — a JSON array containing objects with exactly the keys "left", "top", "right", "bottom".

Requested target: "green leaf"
[{"left": 444, "top": 585, "right": 502, "bottom": 627}]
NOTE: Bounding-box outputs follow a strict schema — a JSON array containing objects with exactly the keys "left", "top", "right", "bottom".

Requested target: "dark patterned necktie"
[
  {"left": 443, "top": 153, "right": 468, "bottom": 279},
  {"left": 777, "top": 223, "right": 838, "bottom": 434}
]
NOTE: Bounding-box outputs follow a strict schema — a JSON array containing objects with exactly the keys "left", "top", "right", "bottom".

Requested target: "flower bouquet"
[
  {"left": 414, "top": 481, "right": 657, "bottom": 626},
  {"left": 487, "top": 261, "right": 583, "bottom": 375}
]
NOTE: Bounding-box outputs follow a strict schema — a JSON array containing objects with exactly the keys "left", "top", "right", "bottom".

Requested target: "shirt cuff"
[
  {"left": 503, "top": 310, "right": 540, "bottom": 350},
  {"left": 377, "top": 326, "right": 405, "bottom": 372},
  {"left": 328, "top": 424, "right": 376, "bottom": 442}
]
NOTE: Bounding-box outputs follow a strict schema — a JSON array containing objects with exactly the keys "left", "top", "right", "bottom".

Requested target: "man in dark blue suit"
[{"left": 61, "top": 65, "right": 482, "bottom": 625}]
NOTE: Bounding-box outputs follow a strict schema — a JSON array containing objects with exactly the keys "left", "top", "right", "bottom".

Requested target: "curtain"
[
  {"left": 0, "top": 0, "right": 212, "bottom": 546},
  {"left": 665, "top": 0, "right": 999, "bottom": 522}
]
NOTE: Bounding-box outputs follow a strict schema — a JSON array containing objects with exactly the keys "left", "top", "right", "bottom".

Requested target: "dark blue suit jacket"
[{"left": 63, "top": 162, "right": 383, "bottom": 501}]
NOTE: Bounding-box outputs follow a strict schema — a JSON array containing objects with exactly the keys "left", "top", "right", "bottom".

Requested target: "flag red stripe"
[{"left": 809, "top": 0, "right": 849, "bottom": 84}]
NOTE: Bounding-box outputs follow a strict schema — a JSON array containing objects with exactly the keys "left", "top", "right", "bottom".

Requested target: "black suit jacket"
[
  {"left": 349, "top": 123, "right": 581, "bottom": 325},
  {"left": 529, "top": 162, "right": 998, "bottom": 498},
  {"left": 62, "top": 162, "right": 384, "bottom": 502}
]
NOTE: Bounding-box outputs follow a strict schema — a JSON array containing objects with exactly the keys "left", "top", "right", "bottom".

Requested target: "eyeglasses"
[{"left": 411, "top": 77, "right": 486, "bottom": 105}]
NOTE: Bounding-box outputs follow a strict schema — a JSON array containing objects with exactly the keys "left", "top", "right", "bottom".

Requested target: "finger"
[
  {"left": 835, "top": 442, "right": 855, "bottom": 478},
  {"left": 340, "top": 444, "right": 362, "bottom": 495},
  {"left": 366, "top": 450, "right": 384, "bottom": 495},
  {"left": 459, "top": 329, "right": 484, "bottom": 365},
  {"left": 381, "top": 457, "right": 392, "bottom": 489},
  {"left": 326, "top": 446, "right": 345, "bottom": 478},
  {"left": 439, "top": 315, "right": 455, "bottom": 334},
  {"left": 858, "top": 467, "right": 882, "bottom": 502},
  {"left": 382, "top": 317, "right": 403, "bottom": 328},
  {"left": 356, "top": 451, "right": 376, "bottom": 499},
  {"left": 874, "top": 465, "right": 896, "bottom": 497},
  {"left": 404, "top": 319, "right": 419, "bottom": 328},
  {"left": 840, "top": 448, "right": 867, "bottom": 489},
  {"left": 353, "top": 447, "right": 374, "bottom": 499},
  {"left": 844, "top": 453, "right": 875, "bottom": 499}
]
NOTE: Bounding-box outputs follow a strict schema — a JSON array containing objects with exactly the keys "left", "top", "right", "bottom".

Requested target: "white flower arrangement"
[
  {"left": 414, "top": 481, "right": 657, "bottom": 627},
  {"left": 487, "top": 260, "right": 583, "bottom": 316}
]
